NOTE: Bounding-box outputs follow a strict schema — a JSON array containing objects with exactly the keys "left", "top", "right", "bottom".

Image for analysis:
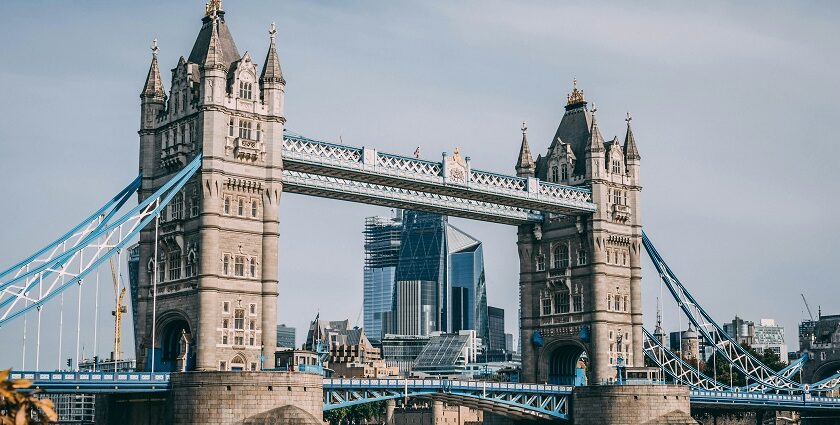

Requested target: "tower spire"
[
  {"left": 141, "top": 39, "right": 165, "bottom": 99},
  {"left": 565, "top": 78, "right": 587, "bottom": 110},
  {"left": 586, "top": 104, "right": 605, "bottom": 152},
  {"left": 260, "top": 22, "right": 284, "bottom": 85},
  {"left": 623, "top": 112, "right": 641, "bottom": 160},
  {"left": 515, "top": 121, "right": 535, "bottom": 177}
]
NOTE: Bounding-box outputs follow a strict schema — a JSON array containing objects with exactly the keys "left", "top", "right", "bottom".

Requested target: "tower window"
[
  {"left": 554, "top": 290, "right": 570, "bottom": 314},
  {"left": 573, "top": 293, "right": 583, "bottom": 312},
  {"left": 249, "top": 320, "right": 255, "bottom": 330},
  {"left": 238, "top": 199, "right": 244, "bottom": 216},
  {"left": 190, "top": 190, "right": 200, "bottom": 217},
  {"left": 234, "top": 256, "right": 245, "bottom": 277},
  {"left": 223, "top": 301, "right": 230, "bottom": 313},
  {"left": 158, "top": 257, "right": 166, "bottom": 283},
  {"left": 551, "top": 166, "right": 559, "bottom": 182},
  {"left": 541, "top": 297, "right": 552, "bottom": 316},
  {"left": 614, "top": 295, "right": 621, "bottom": 311},
  {"left": 222, "top": 334, "right": 228, "bottom": 345},
  {"left": 228, "top": 118, "right": 235, "bottom": 137},
  {"left": 251, "top": 200, "right": 258, "bottom": 218},
  {"left": 182, "top": 92, "right": 187, "bottom": 112},
  {"left": 186, "top": 251, "right": 197, "bottom": 277},
  {"left": 553, "top": 243, "right": 569, "bottom": 269},
  {"left": 171, "top": 194, "right": 183, "bottom": 220},
  {"left": 239, "top": 81, "right": 253, "bottom": 100},
  {"left": 561, "top": 165, "right": 568, "bottom": 180},
  {"left": 239, "top": 120, "right": 253, "bottom": 140},
  {"left": 256, "top": 123, "right": 262, "bottom": 142},
  {"left": 612, "top": 160, "right": 621, "bottom": 174},
  {"left": 224, "top": 197, "right": 230, "bottom": 214},
  {"left": 577, "top": 249, "right": 588, "bottom": 266},
  {"left": 613, "top": 189, "right": 621, "bottom": 205},
  {"left": 624, "top": 296, "right": 629, "bottom": 312},
  {"left": 250, "top": 258, "right": 256, "bottom": 277},
  {"left": 223, "top": 254, "right": 230, "bottom": 275},
  {"left": 234, "top": 335, "right": 244, "bottom": 346},
  {"left": 249, "top": 303, "right": 257, "bottom": 315},
  {"left": 180, "top": 124, "right": 186, "bottom": 144},
  {"left": 234, "top": 309, "right": 245, "bottom": 330},
  {"left": 535, "top": 254, "right": 545, "bottom": 272}
]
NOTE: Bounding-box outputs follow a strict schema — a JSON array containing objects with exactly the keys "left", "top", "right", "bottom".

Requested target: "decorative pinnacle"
[
  {"left": 626, "top": 112, "right": 632, "bottom": 123},
  {"left": 521, "top": 121, "right": 527, "bottom": 135},
  {"left": 151, "top": 39, "right": 159, "bottom": 58},
  {"left": 590, "top": 103, "right": 597, "bottom": 116},
  {"left": 205, "top": 0, "right": 222, "bottom": 16},
  {"left": 269, "top": 22, "right": 277, "bottom": 41},
  {"left": 566, "top": 78, "right": 585, "bottom": 105}
]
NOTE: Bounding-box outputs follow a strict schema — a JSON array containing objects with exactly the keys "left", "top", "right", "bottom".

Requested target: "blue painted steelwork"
[
  {"left": 642, "top": 232, "right": 840, "bottom": 393},
  {"left": 0, "top": 155, "right": 202, "bottom": 326},
  {"left": 10, "top": 371, "right": 169, "bottom": 394},
  {"left": 691, "top": 390, "right": 840, "bottom": 410},
  {"left": 323, "top": 378, "right": 571, "bottom": 420}
]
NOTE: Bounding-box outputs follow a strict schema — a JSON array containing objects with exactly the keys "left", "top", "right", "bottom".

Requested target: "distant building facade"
[
  {"left": 381, "top": 334, "right": 430, "bottom": 375},
  {"left": 412, "top": 330, "right": 481, "bottom": 377},
  {"left": 276, "top": 324, "right": 296, "bottom": 349},
  {"left": 363, "top": 213, "right": 403, "bottom": 343},
  {"left": 723, "top": 316, "right": 788, "bottom": 363}
]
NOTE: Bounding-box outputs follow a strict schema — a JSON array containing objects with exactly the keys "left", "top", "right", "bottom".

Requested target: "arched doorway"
[
  {"left": 548, "top": 345, "right": 588, "bottom": 386},
  {"left": 157, "top": 318, "right": 193, "bottom": 372},
  {"left": 230, "top": 354, "right": 247, "bottom": 371}
]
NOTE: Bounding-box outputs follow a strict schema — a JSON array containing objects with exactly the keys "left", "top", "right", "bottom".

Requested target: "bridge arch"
[
  {"left": 155, "top": 310, "right": 194, "bottom": 372},
  {"left": 542, "top": 339, "right": 588, "bottom": 386}
]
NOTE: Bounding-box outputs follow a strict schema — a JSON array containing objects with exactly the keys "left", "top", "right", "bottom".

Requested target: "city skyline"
[{"left": 0, "top": 1, "right": 839, "bottom": 369}]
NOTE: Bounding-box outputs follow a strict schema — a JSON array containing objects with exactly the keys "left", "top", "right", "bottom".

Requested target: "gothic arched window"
[
  {"left": 553, "top": 243, "right": 569, "bottom": 269},
  {"left": 251, "top": 200, "right": 258, "bottom": 218},
  {"left": 561, "top": 165, "right": 568, "bottom": 180},
  {"left": 249, "top": 257, "right": 256, "bottom": 277},
  {"left": 551, "top": 166, "right": 559, "bottom": 182}
]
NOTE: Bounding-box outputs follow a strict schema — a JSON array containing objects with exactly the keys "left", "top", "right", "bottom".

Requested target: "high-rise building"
[
  {"left": 449, "top": 226, "right": 488, "bottom": 341},
  {"left": 363, "top": 213, "right": 402, "bottom": 343},
  {"left": 395, "top": 211, "right": 448, "bottom": 334},
  {"left": 486, "top": 306, "right": 507, "bottom": 361},
  {"left": 505, "top": 333, "right": 514, "bottom": 352},
  {"left": 363, "top": 210, "right": 488, "bottom": 340},
  {"left": 753, "top": 319, "right": 788, "bottom": 363},
  {"left": 276, "top": 324, "right": 296, "bottom": 349}
]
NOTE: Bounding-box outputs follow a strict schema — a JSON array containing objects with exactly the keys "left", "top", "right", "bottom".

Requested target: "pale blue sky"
[{"left": 0, "top": 1, "right": 838, "bottom": 369}]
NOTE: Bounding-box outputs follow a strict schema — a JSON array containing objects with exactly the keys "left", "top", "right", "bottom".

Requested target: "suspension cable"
[
  {"left": 151, "top": 208, "right": 160, "bottom": 375},
  {"left": 75, "top": 251, "right": 83, "bottom": 371}
]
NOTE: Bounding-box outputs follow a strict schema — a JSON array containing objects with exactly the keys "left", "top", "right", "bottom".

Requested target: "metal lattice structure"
[
  {"left": 643, "top": 232, "right": 840, "bottom": 393},
  {"left": 323, "top": 378, "right": 570, "bottom": 420},
  {"left": 282, "top": 131, "right": 596, "bottom": 217},
  {"left": 643, "top": 328, "right": 732, "bottom": 392},
  {"left": 0, "top": 155, "right": 202, "bottom": 326}
]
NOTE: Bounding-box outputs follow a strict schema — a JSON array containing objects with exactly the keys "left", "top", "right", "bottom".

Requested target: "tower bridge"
[{"left": 1, "top": 2, "right": 840, "bottom": 424}]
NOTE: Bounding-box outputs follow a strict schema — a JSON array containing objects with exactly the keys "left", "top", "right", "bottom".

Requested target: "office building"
[
  {"left": 485, "top": 306, "right": 508, "bottom": 362},
  {"left": 753, "top": 319, "right": 788, "bottom": 363},
  {"left": 380, "top": 334, "right": 431, "bottom": 375},
  {"left": 363, "top": 210, "right": 488, "bottom": 340},
  {"left": 276, "top": 324, "right": 296, "bottom": 349},
  {"left": 363, "top": 213, "right": 403, "bottom": 342},
  {"left": 412, "top": 330, "right": 481, "bottom": 377}
]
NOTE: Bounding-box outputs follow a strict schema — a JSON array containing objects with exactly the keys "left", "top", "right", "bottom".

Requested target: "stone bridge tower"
[
  {"left": 516, "top": 82, "right": 643, "bottom": 384},
  {"left": 136, "top": 2, "right": 285, "bottom": 372}
]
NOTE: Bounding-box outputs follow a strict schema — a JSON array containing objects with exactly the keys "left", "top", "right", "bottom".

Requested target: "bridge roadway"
[
  {"left": 280, "top": 131, "right": 596, "bottom": 225},
  {"left": 11, "top": 371, "right": 840, "bottom": 420}
]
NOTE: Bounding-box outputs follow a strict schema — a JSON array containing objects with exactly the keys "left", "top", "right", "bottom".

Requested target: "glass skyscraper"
[
  {"left": 363, "top": 210, "right": 488, "bottom": 342},
  {"left": 363, "top": 214, "right": 403, "bottom": 343}
]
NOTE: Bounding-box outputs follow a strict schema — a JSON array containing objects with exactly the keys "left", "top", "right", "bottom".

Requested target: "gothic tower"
[
  {"left": 136, "top": 2, "right": 285, "bottom": 372},
  {"left": 517, "top": 81, "right": 642, "bottom": 384}
]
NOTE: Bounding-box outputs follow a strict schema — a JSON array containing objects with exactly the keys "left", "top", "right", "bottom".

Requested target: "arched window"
[
  {"left": 553, "top": 243, "right": 569, "bottom": 269},
  {"left": 171, "top": 194, "right": 183, "bottom": 220},
  {"left": 551, "top": 166, "right": 559, "bottom": 182},
  {"left": 249, "top": 258, "right": 256, "bottom": 277},
  {"left": 168, "top": 250, "right": 181, "bottom": 280},
  {"left": 251, "top": 201, "right": 258, "bottom": 218},
  {"left": 230, "top": 354, "right": 246, "bottom": 371},
  {"left": 561, "top": 165, "right": 568, "bottom": 180},
  {"left": 238, "top": 120, "right": 252, "bottom": 139},
  {"left": 223, "top": 254, "right": 230, "bottom": 275},
  {"left": 535, "top": 254, "right": 545, "bottom": 272},
  {"left": 228, "top": 118, "right": 235, "bottom": 137},
  {"left": 237, "top": 199, "right": 244, "bottom": 216},
  {"left": 234, "top": 309, "right": 245, "bottom": 330},
  {"left": 577, "top": 248, "right": 587, "bottom": 266},
  {"left": 234, "top": 256, "right": 245, "bottom": 277},
  {"left": 224, "top": 197, "right": 230, "bottom": 214},
  {"left": 554, "top": 290, "right": 570, "bottom": 314},
  {"left": 255, "top": 123, "right": 262, "bottom": 142},
  {"left": 186, "top": 250, "right": 197, "bottom": 277},
  {"left": 190, "top": 190, "right": 200, "bottom": 217}
]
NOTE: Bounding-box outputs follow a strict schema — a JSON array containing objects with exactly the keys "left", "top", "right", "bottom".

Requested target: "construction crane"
[
  {"left": 109, "top": 256, "right": 127, "bottom": 361},
  {"left": 801, "top": 293, "right": 815, "bottom": 321}
]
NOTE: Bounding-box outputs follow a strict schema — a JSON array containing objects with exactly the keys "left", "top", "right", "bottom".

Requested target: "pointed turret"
[
  {"left": 260, "top": 22, "right": 284, "bottom": 85},
  {"left": 260, "top": 22, "right": 285, "bottom": 117},
  {"left": 189, "top": 3, "right": 240, "bottom": 70},
  {"left": 623, "top": 112, "right": 641, "bottom": 161},
  {"left": 586, "top": 105, "right": 605, "bottom": 153},
  {"left": 515, "top": 121, "right": 535, "bottom": 178},
  {"left": 141, "top": 40, "right": 165, "bottom": 99},
  {"left": 653, "top": 298, "right": 666, "bottom": 345}
]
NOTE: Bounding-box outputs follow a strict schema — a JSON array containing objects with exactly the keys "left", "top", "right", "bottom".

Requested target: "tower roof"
[
  {"left": 188, "top": 10, "right": 240, "bottom": 69},
  {"left": 515, "top": 122, "right": 535, "bottom": 176},
  {"left": 566, "top": 78, "right": 586, "bottom": 110},
  {"left": 623, "top": 113, "right": 641, "bottom": 160},
  {"left": 542, "top": 80, "right": 593, "bottom": 177},
  {"left": 141, "top": 40, "right": 165, "bottom": 98},
  {"left": 260, "top": 22, "right": 285, "bottom": 84}
]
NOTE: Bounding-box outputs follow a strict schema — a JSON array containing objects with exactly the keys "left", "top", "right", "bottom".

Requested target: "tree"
[
  {"left": 323, "top": 401, "right": 386, "bottom": 425},
  {"left": 0, "top": 369, "right": 58, "bottom": 424},
  {"left": 702, "top": 344, "right": 786, "bottom": 387}
]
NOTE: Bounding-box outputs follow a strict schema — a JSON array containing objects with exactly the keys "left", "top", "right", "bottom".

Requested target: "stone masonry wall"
[{"left": 573, "top": 385, "right": 696, "bottom": 425}]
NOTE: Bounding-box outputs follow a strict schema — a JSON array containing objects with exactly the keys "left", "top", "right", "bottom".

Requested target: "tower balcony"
[
  {"left": 233, "top": 138, "right": 264, "bottom": 162},
  {"left": 612, "top": 204, "right": 631, "bottom": 222},
  {"left": 160, "top": 142, "right": 193, "bottom": 169}
]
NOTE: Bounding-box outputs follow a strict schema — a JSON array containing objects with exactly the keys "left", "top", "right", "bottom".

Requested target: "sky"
[{"left": 0, "top": 1, "right": 838, "bottom": 370}]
